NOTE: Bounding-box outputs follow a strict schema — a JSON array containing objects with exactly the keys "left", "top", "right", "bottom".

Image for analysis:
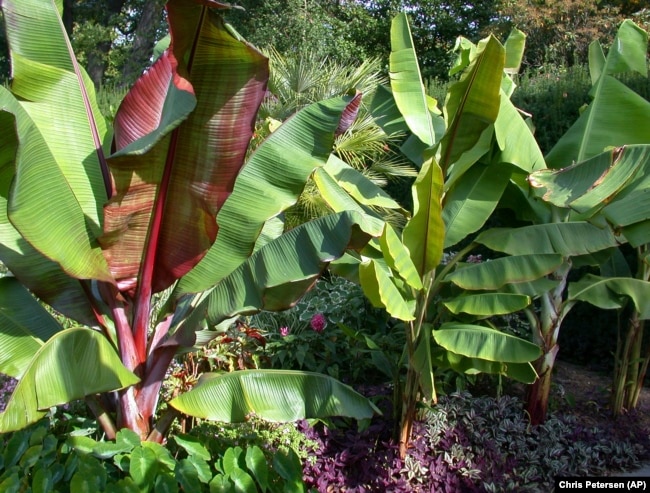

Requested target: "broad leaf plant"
[{"left": 0, "top": 0, "right": 382, "bottom": 441}]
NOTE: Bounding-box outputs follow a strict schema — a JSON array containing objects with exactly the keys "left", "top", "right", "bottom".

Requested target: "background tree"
[
  {"left": 223, "top": 0, "right": 384, "bottom": 65},
  {"left": 225, "top": 0, "right": 499, "bottom": 80},
  {"left": 490, "top": 0, "right": 648, "bottom": 69}
]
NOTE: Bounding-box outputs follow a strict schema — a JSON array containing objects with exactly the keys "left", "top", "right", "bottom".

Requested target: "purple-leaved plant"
[
  {"left": 299, "top": 390, "right": 650, "bottom": 492},
  {"left": 0, "top": 373, "right": 17, "bottom": 413}
]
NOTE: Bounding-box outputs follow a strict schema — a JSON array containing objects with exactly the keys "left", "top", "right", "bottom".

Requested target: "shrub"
[
  {"left": 0, "top": 416, "right": 307, "bottom": 492},
  {"left": 252, "top": 277, "right": 397, "bottom": 385}
]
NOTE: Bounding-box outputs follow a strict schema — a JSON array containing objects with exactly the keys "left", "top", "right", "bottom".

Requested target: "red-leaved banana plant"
[{"left": 0, "top": 0, "right": 381, "bottom": 440}]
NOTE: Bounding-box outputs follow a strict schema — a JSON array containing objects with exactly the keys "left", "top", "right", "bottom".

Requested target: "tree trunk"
[
  {"left": 120, "top": 0, "right": 166, "bottom": 87},
  {"left": 526, "top": 344, "right": 559, "bottom": 424},
  {"left": 398, "top": 363, "right": 419, "bottom": 458},
  {"left": 525, "top": 262, "right": 571, "bottom": 425},
  {"left": 79, "top": 0, "right": 128, "bottom": 88}
]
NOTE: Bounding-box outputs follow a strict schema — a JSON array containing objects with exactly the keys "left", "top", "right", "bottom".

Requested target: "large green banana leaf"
[
  {"left": 323, "top": 155, "right": 402, "bottom": 209},
  {"left": 446, "top": 254, "right": 564, "bottom": 290},
  {"left": 402, "top": 154, "right": 445, "bottom": 277},
  {"left": 443, "top": 293, "right": 531, "bottom": 317},
  {"left": 0, "top": 277, "right": 63, "bottom": 378},
  {"left": 569, "top": 274, "right": 650, "bottom": 319},
  {"left": 1, "top": 0, "right": 112, "bottom": 282},
  {"left": 493, "top": 91, "right": 545, "bottom": 174},
  {"left": 476, "top": 222, "right": 620, "bottom": 256},
  {"left": 202, "top": 211, "right": 383, "bottom": 326},
  {"left": 0, "top": 97, "right": 95, "bottom": 323},
  {"left": 169, "top": 370, "right": 380, "bottom": 422},
  {"left": 529, "top": 145, "right": 648, "bottom": 213},
  {"left": 432, "top": 323, "right": 541, "bottom": 363},
  {"left": 103, "top": 0, "right": 269, "bottom": 296},
  {"left": 389, "top": 13, "right": 437, "bottom": 147},
  {"left": 166, "top": 211, "right": 383, "bottom": 350},
  {"left": 442, "top": 162, "right": 511, "bottom": 248},
  {"left": 176, "top": 94, "right": 363, "bottom": 295},
  {"left": 530, "top": 145, "right": 650, "bottom": 246},
  {"left": 504, "top": 28, "right": 526, "bottom": 76},
  {"left": 312, "top": 167, "right": 375, "bottom": 220},
  {"left": 0, "top": 328, "right": 139, "bottom": 433},
  {"left": 441, "top": 35, "right": 503, "bottom": 179},
  {"left": 545, "top": 20, "right": 650, "bottom": 168},
  {"left": 359, "top": 257, "right": 417, "bottom": 321},
  {"left": 438, "top": 35, "right": 509, "bottom": 249}
]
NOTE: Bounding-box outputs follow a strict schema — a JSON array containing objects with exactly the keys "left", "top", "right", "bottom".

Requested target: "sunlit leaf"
[{"left": 169, "top": 370, "right": 380, "bottom": 422}]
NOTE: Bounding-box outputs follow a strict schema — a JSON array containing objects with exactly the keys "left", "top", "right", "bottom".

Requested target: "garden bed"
[{"left": 2, "top": 361, "right": 648, "bottom": 492}]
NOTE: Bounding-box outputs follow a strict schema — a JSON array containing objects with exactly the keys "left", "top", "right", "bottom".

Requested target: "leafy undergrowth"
[
  {"left": 2, "top": 373, "right": 649, "bottom": 492},
  {"left": 298, "top": 389, "right": 650, "bottom": 492}
]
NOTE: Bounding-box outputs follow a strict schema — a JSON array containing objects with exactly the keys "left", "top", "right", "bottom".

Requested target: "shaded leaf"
[
  {"left": 446, "top": 254, "right": 564, "bottom": 290},
  {"left": 569, "top": 274, "right": 650, "bottom": 319},
  {"left": 443, "top": 293, "right": 531, "bottom": 316}
]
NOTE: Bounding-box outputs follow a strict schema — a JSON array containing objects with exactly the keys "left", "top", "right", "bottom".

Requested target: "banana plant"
[
  {"left": 0, "top": 0, "right": 383, "bottom": 441},
  {"left": 526, "top": 20, "right": 650, "bottom": 419},
  {"left": 531, "top": 144, "right": 650, "bottom": 417},
  {"left": 332, "top": 15, "right": 544, "bottom": 457}
]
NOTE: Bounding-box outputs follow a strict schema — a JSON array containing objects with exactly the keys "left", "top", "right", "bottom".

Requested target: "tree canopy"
[{"left": 0, "top": 0, "right": 647, "bottom": 86}]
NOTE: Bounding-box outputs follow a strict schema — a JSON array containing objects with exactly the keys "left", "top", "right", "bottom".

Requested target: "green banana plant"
[
  {"left": 435, "top": 20, "right": 649, "bottom": 426},
  {"left": 335, "top": 14, "right": 543, "bottom": 457},
  {"left": 0, "top": 0, "right": 382, "bottom": 441},
  {"left": 531, "top": 144, "right": 650, "bottom": 417},
  {"left": 526, "top": 20, "right": 650, "bottom": 419}
]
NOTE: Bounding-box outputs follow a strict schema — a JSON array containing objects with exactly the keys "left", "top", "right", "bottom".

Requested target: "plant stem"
[
  {"left": 85, "top": 395, "right": 117, "bottom": 440},
  {"left": 147, "top": 407, "right": 181, "bottom": 444}
]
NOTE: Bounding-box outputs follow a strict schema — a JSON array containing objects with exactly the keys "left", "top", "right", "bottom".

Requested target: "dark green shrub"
[
  {"left": 0, "top": 417, "right": 307, "bottom": 492},
  {"left": 510, "top": 65, "right": 592, "bottom": 155},
  {"left": 252, "top": 276, "right": 397, "bottom": 385}
]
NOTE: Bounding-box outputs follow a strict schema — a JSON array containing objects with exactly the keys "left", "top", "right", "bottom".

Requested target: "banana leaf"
[
  {"left": 529, "top": 145, "right": 648, "bottom": 214},
  {"left": 0, "top": 277, "right": 63, "bottom": 379},
  {"left": 103, "top": 1, "right": 269, "bottom": 296},
  {"left": 323, "top": 154, "right": 402, "bottom": 209},
  {"left": 433, "top": 349, "right": 538, "bottom": 384},
  {"left": 446, "top": 254, "right": 564, "bottom": 290},
  {"left": 443, "top": 293, "right": 531, "bottom": 317},
  {"left": 476, "top": 222, "right": 620, "bottom": 257},
  {"left": 169, "top": 370, "right": 380, "bottom": 422},
  {"left": 432, "top": 323, "right": 541, "bottom": 363},
  {"left": 442, "top": 162, "right": 511, "bottom": 248},
  {"left": 402, "top": 155, "right": 445, "bottom": 277},
  {"left": 0, "top": 328, "right": 139, "bottom": 433},
  {"left": 569, "top": 274, "right": 650, "bottom": 319},
  {"left": 1, "top": 0, "right": 112, "bottom": 282},
  {"left": 202, "top": 211, "right": 383, "bottom": 326},
  {"left": 359, "top": 257, "right": 416, "bottom": 321},
  {"left": 545, "top": 20, "right": 650, "bottom": 168},
  {"left": 0, "top": 96, "right": 95, "bottom": 323},
  {"left": 389, "top": 13, "right": 437, "bottom": 147},
  {"left": 441, "top": 36, "right": 503, "bottom": 177},
  {"left": 504, "top": 28, "right": 526, "bottom": 75}
]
